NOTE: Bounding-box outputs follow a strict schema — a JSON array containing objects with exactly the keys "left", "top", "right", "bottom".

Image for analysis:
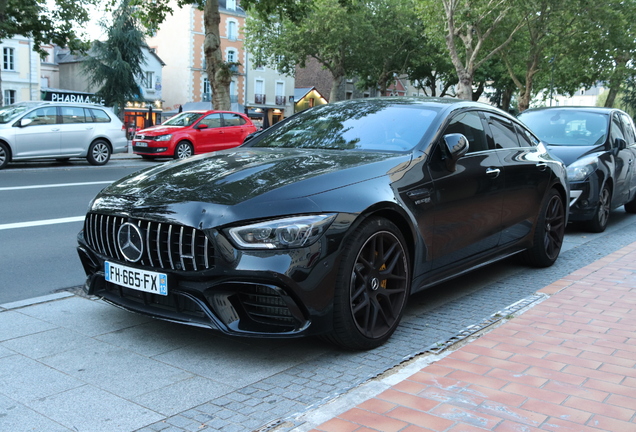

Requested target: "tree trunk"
[
  {"left": 456, "top": 74, "right": 473, "bottom": 100},
  {"left": 329, "top": 74, "right": 344, "bottom": 102},
  {"left": 501, "top": 86, "right": 513, "bottom": 112},
  {"left": 203, "top": 0, "right": 230, "bottom": 110}
]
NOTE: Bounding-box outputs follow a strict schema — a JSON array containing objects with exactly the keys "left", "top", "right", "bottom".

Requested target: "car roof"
[{"left": 520, "top": 106, "right": 618, "bottom": 115}]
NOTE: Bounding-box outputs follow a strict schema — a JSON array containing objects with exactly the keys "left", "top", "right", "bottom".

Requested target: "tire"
[
  {"left": 0, "top": 142, "right": 9, "bottom": 170},
  {"left": 174, "top": 141, "right": 193, "bottom": 159},
  {"left": 86, "top": 140, "right": 111, "bottom": 166},
  {"left": 583, "top": 184, "right": 611, "bottom": 233},
  {"left": 521, "top": 189, "right": 566, "bottom": 268},
  {"left": 624, "top": 194, "right": 636, "bottom": 214},
  {"left": 325, "top": 217, "right": 410, "bottom": 350}
]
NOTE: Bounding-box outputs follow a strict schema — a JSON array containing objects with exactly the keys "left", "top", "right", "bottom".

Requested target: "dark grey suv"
[{"left": 0, "top": 101, "right": 128, "bottom": 169}]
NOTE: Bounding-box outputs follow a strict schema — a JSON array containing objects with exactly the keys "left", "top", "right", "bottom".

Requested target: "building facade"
[
  {"left": 147, "top": 0, "right": 247, "bottom": 113},
  {"left": 1, "top": 36, "right": 41, "bottom": 105}
]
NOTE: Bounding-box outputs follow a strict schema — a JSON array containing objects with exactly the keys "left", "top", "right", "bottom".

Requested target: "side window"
[
  {"left": 515, "top": 124, "right": 538, "bottom": 147},
  {"left": 443, "top": 111, "right": 488, "bottom": 153},
  {"left": 610, "top": 114, "right": 625, "bottom": 145},
  {"left": 61, "top": 106, "right": 86, "bottom": 123},
  {"left": 619, "top": 113, "right": 636, "bottom": 145},
  {"left": 223, "top": 113, "right": 246, "bottom": 127},
  {"left": 199, "top": 113, "right": 222, "bottom": 128},
  {"left": 89, "top": 109, "right": 111, "bottom": 123},
  {"left": 489, "top": 115, "right": 521, "bottom": 149},
  {"left": 23, "top": 107, "right": 57, "bottom": 126}
]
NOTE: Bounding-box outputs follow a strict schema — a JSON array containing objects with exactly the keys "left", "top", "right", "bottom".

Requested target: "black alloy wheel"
[
  {"left": 326, "top": 218, "right": 410, "bottom": 350},
  {"left": 174, "top": 141, "right": 193, "bottom": 159},
  {"left": 87, "top": 140, "right": 111, "bottom": 166},
  {"left": 522, "top": 189, "right": 566, "bottom": 268},
  {"left": 585, "top": 185, "right": 611, "bottom": 233}
]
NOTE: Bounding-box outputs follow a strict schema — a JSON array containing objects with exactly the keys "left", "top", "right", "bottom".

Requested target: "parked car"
[
  {"left": 77, "top": 97, "right": 568, "bottom": 350},
  {"left": 132, "top": 110, "right": 257, "bottom": 159},
  {"left": 519, "top": 107, "right": 636, "bottom": 232},
  {"left": 0, "top": 101, "right": 128, "bottom": 170}
]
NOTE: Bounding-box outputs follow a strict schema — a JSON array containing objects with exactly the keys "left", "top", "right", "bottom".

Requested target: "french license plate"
[
  {"left": 105, "top": 261, "right": 168, "bottom": 296},
  {"left": 135, "top": 142, "right": 148, "bottom": 147}
]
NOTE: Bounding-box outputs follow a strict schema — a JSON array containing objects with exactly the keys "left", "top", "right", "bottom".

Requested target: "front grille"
[
  {"left": 135, "top": 135, "right": 158, "bottom": 141},
  {"left": 84, "top": 213, "right": 213, "bottom": 271}
]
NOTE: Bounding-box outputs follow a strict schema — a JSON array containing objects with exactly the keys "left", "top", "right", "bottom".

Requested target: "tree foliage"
[
  {"left": 0, "top": 0, "right": 95, "bottom": 105},
  {"left": 82, "top": 0, "right": 146, "bottom": 116}
]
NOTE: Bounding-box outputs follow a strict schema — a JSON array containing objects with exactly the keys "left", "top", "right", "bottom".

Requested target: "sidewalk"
[{"left": 298, "top": 243, "right": 636, "bottom": 431}]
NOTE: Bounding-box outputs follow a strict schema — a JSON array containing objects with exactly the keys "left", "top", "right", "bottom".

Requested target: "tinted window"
[
  {"left": 200, "top": 113, "right": 222, "bottom": 128},
  {"left": 23, "top": 107, "right": 57, "bottom": 126},
  {"left": 163, "top": 112, "right": 203, "bottom": 126},
  {"left": 619, "top": 113, "right": 636, "bottom": 145},
  {"left": 515, "top": 124, "right": 538, "bottom": 147},
  {"left": 489, "top": 115, "right": 520, "bottom": 149},
  {"left": 443, "top": 111, "right": 488, "bottom": 153},
  {"left": 223, "top": 113, "right": 247, "bottom": 126},
  {"left": 61, "top": 106, "right": 86, "bottom": 123},
  {"left": 248, "top": 102, "right": 439, "bottom": 151},
  {"left": 88, "top": 108, "right": 111, "bottom": 123},
  {"left": 610, "top": 114, "right": 625, "bottom": 144}
]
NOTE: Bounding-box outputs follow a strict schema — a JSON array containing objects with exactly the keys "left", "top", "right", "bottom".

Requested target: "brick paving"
[{"left": 305, "top": 242, "right": 636, "bottom": 432}]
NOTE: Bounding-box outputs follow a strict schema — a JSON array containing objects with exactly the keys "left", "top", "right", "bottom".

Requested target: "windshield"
[
  {"left": 162, "top": 112, "right": 204, "bottom": 127},
  {"left": 246, "top": 101, "right": 439, "bottom": 151},
  {"left": 0, "top": 104, "right": 34, "bottom": 124},
  {"left": 519, "top": 110, "right": 608, "bottom": 146}
]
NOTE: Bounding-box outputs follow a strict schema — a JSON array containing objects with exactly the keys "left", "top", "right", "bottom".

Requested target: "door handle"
[
  {"left": 407, "top": 188, "right": 432, "bottom": 204},
  {"left": 486, "top": 168, "right": 501, "bottom": 178},
  {"left": 536, "top": 162, "right": 548, "bottom": 171}
]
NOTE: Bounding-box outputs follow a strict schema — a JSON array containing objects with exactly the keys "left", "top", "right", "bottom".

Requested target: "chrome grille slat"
[{"left": 83, "top": 213, "right": 213, "bottom": 272}]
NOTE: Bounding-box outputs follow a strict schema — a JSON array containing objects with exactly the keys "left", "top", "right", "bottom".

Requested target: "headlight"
[
  {"left": 567, "top": 157, "right": 598, "bottom": 182},
  {"left": 227, "top": 214, "right": 337, "bottom": 249},
  {"left": 155, "top": 134, "right": 173, "bottom": 142}
]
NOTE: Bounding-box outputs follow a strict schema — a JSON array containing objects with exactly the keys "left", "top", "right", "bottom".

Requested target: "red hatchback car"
[{"left": 132, "top": 110, "right": 257, "bottom": 159}]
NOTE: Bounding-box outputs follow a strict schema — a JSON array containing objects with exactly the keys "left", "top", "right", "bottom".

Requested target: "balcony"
[
  {"left": 254, "top": 94, "right": 266, "bottom": 104},
  {"left": 275, "top": 95, "right": 286, "bottom": 106}
]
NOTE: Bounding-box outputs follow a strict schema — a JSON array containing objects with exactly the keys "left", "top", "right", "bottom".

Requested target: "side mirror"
[
  {"left": 19, "top": 118, "right": 33, "bottom": 127},
  {"left": 443, "top": 133, "right": 469, "bottom": 171},
  {"left": 195, "top": 123, "right": 208, "bottom": 130},
  {"left": 615, "top": 137, "right": 627, "bottom": 151},
  {"left": 243, "top": 131, "right": 260, "bottom": 143}
]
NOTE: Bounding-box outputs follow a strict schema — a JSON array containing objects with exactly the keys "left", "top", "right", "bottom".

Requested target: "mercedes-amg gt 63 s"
[{"left": 77, "top": 97, "right": 568, "bottom": 350}]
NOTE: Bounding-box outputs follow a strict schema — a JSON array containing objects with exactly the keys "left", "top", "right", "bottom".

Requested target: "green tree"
[
  {"left": 82, "top": 0, "right": 146, "bottom": 117},
  {"left": 245, "top": 0, "right": 371, "bottom": 102},
  {"left": 0, "top": 0, "right": 95, "bottom": 105},
  {"left": 419, "top": 0, "right": 526, "bottom": 100}
]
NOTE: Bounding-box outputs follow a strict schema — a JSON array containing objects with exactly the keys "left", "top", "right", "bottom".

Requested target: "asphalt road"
[{"left": 0, "top": 156, "right": 151, "bottom": 304}]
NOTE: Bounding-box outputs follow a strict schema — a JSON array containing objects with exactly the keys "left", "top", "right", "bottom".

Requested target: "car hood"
[
  {"left": 91, "top": 148, "right": 412, "bottom": 227},
  {"left": 137, "top": 125, "right": 184, "bottom": 135},
  {"left": 545, "top": 143, "right": 605, "bottom": 166}
]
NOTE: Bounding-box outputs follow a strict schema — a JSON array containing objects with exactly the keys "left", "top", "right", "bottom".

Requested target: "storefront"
[{"left": 123, "top": 100, "right": 163, "bottom": 139}]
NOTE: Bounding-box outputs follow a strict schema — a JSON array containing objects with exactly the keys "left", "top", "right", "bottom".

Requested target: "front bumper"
[
  {"left": 567, "top": 179, "right": 600, "bottom": 222},
  {"left": 76, "top": 213, "right": 352, "bottom": 338}
]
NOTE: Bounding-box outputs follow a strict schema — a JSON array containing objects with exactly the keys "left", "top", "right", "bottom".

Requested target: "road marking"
[
  {"left": 0, "top": 181, "right": 113, "bottom": 191},
  {"left": 0, "top": 216, "right": 85, "bottom": 231}
]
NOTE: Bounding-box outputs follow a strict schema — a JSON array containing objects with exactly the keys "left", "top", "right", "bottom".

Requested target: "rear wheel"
[
  {"left": 87, "top": 140, "right": 111, "bottom": 166},
  {"left": 584, "top": 184, "right": 611, "bottom": 233},
  {"left": 0, "top": 142, "right": 9, "bottom": 169},
  {"left": 174, "top": 141, "right": 193, "bottom": 159},
  {"left": 521, "top": 189, "right": 566, "bottom": 268},
  {"left": 325, "top": 218, "right": 410, "bottom": 350},
  {"left": 624, "top": 194, "right": 636, "bottom": 214}
]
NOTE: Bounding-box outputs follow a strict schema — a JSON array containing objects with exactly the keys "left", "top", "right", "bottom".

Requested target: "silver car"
[{"left": 0, "top": 101, "right": 128, "bottom": 169}]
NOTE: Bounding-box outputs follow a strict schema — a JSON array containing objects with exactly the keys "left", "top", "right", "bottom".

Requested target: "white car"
[{"left": 0, "top": 101, "right": 128, "bottom": 169}]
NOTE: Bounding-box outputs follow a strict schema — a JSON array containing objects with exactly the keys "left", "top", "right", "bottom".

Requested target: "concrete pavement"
[{"left": 2, "top": 214, "right": 636, "bottom": 431}]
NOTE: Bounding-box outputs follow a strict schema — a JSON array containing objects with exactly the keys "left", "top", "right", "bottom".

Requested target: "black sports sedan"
[
  {"left": 519, "top": 107, "right": 636, "bottom": 232},
  {"left": 77, "top": 97, "right": 568, "bottom": 350}
]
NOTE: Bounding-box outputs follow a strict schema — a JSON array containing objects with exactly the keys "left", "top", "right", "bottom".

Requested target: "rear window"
[
  {"left": 88, "top": 108, "right": 111, "bottom": 123},
  {"left": 61, "top": 106, "right": 86, "bottom": 123}
]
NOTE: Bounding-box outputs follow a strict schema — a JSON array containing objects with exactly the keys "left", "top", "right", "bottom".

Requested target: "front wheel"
[
  {"left": 583, "top": 184, "right": 611, "bottom": 233},
  {"left": 87, "top": 140, "right": 111, "bottom": 166},
  {"left": 174, "top": 141, "right": 193, "bottom": 159},
  {"left": 521, "top": 189, "right": 566, "bottom": 268},
  {"left": 325, "top": 217, "right": 410, "bottom": 350},
  {"left": 0, "top": 142, "right": 9, "bottom": 169}
]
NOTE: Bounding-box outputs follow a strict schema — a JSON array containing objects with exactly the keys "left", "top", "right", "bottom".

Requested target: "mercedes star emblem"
[{"left": 117, "top": 222, "right": 144, "bottom": 262}]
